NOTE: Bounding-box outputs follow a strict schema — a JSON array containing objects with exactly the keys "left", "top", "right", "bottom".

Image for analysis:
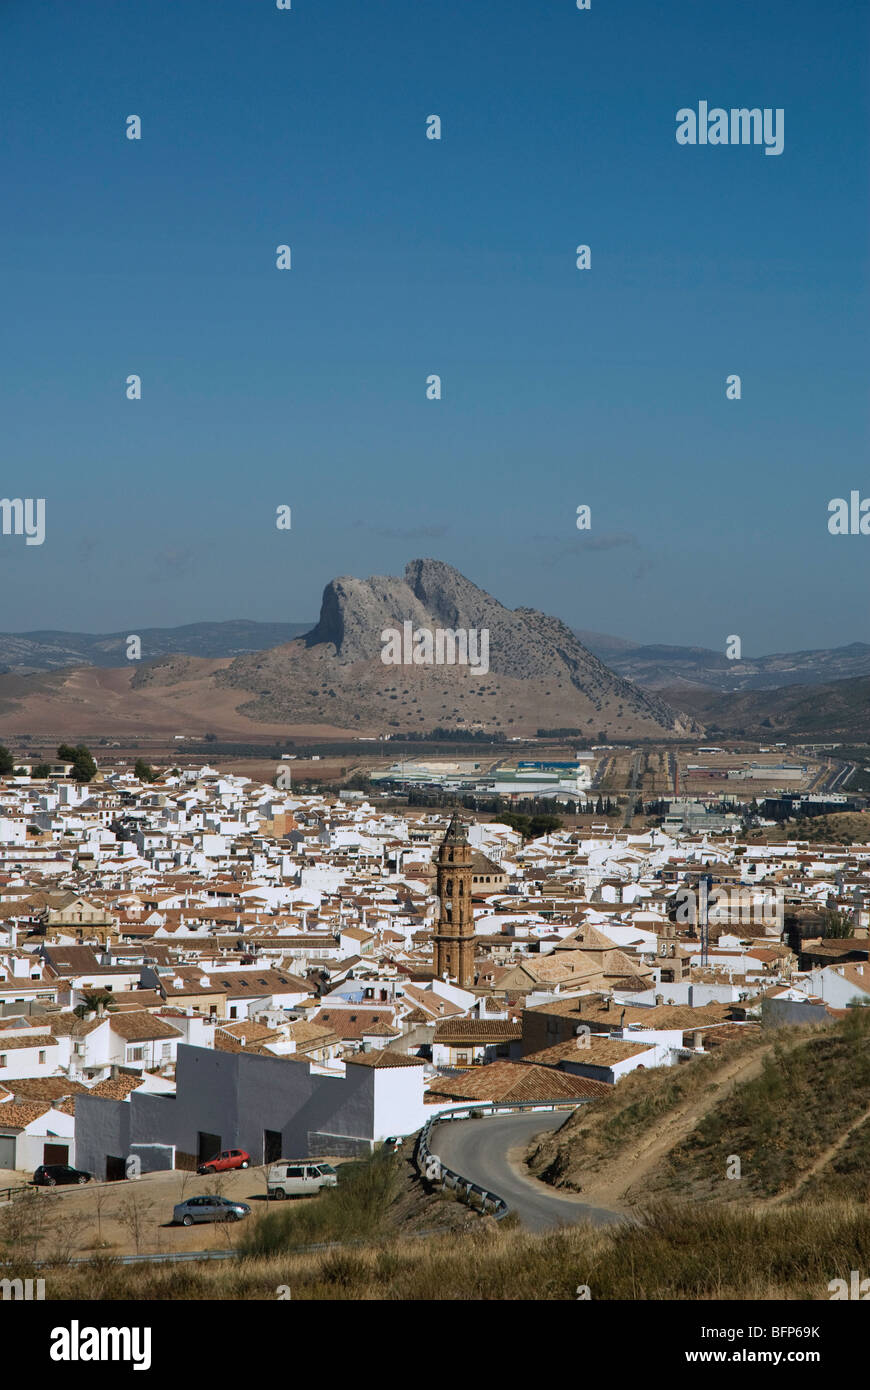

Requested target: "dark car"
[{"left": 33, "top": 1163, "right": 92, "bottom": 1187}]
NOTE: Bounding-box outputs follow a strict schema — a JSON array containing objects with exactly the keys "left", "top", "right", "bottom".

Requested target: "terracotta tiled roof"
[
  {"left": 88, "top": 1074, "right": 147, "bottom": 1100},
  {"left": 433, "top": 1018, "right": 522, "bottom": 1043},
  {"left": 345, "top": 1049, "right": 425, "bottom": 1069},
  {"left": 427, "top": 1061, "right": 610, "bottom": 1104},
  {"left": 108, "top": 1011, "right": 182, "bottom": 1042},
  {"left": 0, "top": 1100, "right": 52, "bottom": 1128},
  {"left": 5, "top": 1077, "right": 88, "bottom": 1101},
  {"left": 0, "top": 1033, "right": 58, "bottom": 1050},
  {"left": 313, "top": 1008, "right": 397, "bottom": 1041},
  {"left": 525, "top": 1036, "right": 655, "bottom": 1066}
]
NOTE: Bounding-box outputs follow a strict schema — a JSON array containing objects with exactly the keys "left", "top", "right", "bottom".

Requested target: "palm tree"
[{"left": 74, "top": 990, "right": 118, "bottom": 1019}]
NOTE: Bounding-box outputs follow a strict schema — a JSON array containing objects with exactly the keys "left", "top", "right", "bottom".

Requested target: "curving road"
[{"left": 430, "top": 1111, "right": 624, "bottom": 1233}]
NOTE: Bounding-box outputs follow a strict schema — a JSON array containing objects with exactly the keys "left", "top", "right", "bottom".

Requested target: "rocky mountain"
[
  {"left": 575, "top": 632, "right": 870, "bottom": 693},
  {"left": 213, "top": 559, "right": 698, "bottom": 737}
]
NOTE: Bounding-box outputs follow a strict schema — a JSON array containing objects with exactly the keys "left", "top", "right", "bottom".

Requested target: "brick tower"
[{"left": 432, "top": 812, "right": 475, "bottom": 987}]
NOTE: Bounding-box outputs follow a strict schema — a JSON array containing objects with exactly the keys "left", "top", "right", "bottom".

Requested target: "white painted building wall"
[
  {"left": 0, "top": 1106, "right": 76, "bottom": 1172},
  {"left": 0, "top": 1037, "right": 63, "bottom": 1080},
  {"left": 370, "top": 1064, "right": 427, "bottom": 1139}
]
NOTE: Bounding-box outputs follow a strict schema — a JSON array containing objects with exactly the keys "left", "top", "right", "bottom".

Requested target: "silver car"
[{"left": 173, "top": 1195, "right": 251, "bottom": 1226}]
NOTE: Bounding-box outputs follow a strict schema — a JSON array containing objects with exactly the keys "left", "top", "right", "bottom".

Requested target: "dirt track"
[{"left": 571, "top": 1044, "right": 779, "bottom": 1212}]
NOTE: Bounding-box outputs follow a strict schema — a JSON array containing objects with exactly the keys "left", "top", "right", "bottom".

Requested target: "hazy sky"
[{"left": 1, "top": 0, "right": 867, "bottom": 654}]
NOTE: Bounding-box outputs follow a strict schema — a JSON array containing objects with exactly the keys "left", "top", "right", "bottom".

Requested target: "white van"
[{"left": 267, "top": 1160, "right": 338, "bottom": 1199}]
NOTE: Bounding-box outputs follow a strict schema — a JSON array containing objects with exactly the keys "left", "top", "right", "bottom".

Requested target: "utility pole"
[{"left": 699, "top": 873, "right": 713, "bottom": 968}]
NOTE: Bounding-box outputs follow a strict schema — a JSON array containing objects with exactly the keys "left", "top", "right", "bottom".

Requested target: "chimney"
[
  {"left": 692, "top": 1030, "right": 704, "bottom": 1050},
  {"left": 655, "top": 993, "right": 663, "bottom": 1007}
]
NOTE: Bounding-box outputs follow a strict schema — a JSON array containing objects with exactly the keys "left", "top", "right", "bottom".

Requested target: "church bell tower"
[{"left": 432, "top": 813, "right": 475, "bottom": 987}]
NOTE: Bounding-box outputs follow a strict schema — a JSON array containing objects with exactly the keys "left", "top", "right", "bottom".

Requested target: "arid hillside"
[{"left": 0, "top": 560, "right": 699, "bottom": 741}]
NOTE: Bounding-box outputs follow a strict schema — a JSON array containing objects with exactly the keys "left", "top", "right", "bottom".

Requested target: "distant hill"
[
  {"left": 0, "top": 561, "right": 699, "bottom": 740},
  {"left": 0, "top": 621, "right": 312, "bottom": 674},
  {"left": 575, "top": 632, "right": 870, "bottom": 692},
  {"left": 662, "top": 674, "right": 870, "bottom": 739},
  {"left": 4, "top": 617, "right": 867, "bottom": 699}
]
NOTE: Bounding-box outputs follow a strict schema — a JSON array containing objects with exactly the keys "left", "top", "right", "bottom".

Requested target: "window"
[
  {"left": 161, "top": 1043, "right": 171, "bottom": 1059},
  {"left": 127, "top": 1046, "right": 145, "bottom": 1062},
  {"left": 0, "top": 1056, "right": 5, "bottom": 1069},
  {"left": 38, "top": 1050, "right": 46, "bottom": 1065}
]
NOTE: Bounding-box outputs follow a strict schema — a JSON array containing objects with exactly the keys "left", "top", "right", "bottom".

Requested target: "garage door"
[{"left": 0, "top": 1135, "right": 16, "bottom": 1170}]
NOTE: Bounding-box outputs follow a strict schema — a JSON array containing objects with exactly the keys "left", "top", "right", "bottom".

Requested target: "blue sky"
[{"left": 1, "top": 0, "right": 867, "bottom": 654}]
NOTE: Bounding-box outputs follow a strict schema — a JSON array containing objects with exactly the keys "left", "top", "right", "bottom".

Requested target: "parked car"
[
  {"left": 267, "top": 1161, "right": 338, "bottom": 1199},
  {"left": 33, "top": 1163, "right": 92, "bottom": 1187},
  {"left": 173, "top": 1196, "right": 251, "bottom": 1226},
  {"left": 196, "top": 1148, "right": 250, "bottom": 1175}
]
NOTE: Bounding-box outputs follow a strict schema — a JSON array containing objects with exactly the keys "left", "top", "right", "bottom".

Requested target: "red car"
[{"left": 197, "top": 1148, "right": 250, "bottom": 1175}]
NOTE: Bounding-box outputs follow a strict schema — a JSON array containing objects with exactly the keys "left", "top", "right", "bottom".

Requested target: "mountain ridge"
[{"left": 213, "top": 558, "right": 696, "bottom": 737}]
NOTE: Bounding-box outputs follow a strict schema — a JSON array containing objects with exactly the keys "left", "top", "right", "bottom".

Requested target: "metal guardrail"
[
  {"left": 2, "top": 1229, "right": 455, "bottom": 1271},
  {"left": 415, "top": 1099, "right": 585, "bottom": 1220},
  {"left": 0, "top": 1186, "right": 30, "bottom": 1206}
]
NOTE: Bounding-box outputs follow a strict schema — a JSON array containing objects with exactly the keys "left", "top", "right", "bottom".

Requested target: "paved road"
[{"left": 431, "top": 1112, "right": 623, "bottom": 1233}]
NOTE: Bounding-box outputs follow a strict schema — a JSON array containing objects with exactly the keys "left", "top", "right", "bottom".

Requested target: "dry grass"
[
  {"left": 528, "top": 1026, "right": 772, "bottom": 1189},
  {"left": 647, "top": 1011, "right": 870, "bottom": 1202},
  {"left": 8, "top": 1200, "right": 869, "bottom": 1301}
]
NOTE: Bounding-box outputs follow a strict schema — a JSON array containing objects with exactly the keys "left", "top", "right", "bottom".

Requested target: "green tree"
[
  {"left": 500, "top": 812, "right": 531, "bottom": 838},
  {"left": 0, "top": 746, "right": 14, "bottom": 776},
  {"left": 528, "top": 814, "right": 562, "bottom": 837},
  {"left": 821, "top": 908, "right": 854, "bottom": 939},
  {"left": 134, "top": 758, "right": 157, "bottom": 783},
  {"left": 74, "top": 990, "right": 117, "bottom": 1019},
  {"left": 32, "top": 763, "right": 51, "bottom": 778},
  {"left": 58, "top": 743, "right": 97, "bottom": 782}
]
